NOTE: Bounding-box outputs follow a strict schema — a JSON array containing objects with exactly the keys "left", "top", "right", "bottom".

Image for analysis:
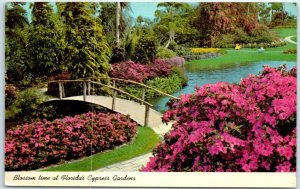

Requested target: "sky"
[{"left": 130, "top": 2, "right": 159, "bottom": 20}]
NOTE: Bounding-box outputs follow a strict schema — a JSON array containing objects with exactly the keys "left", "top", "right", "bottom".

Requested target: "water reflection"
[{"left": 150, "top": 61, "right": 296, "bottom": 112}]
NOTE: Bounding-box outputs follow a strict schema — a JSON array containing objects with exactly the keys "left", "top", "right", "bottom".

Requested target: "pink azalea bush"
[
  {"left": 109, "top": 60, "right": 172, "bottom": 83},
  {"left": 142, "top": 65, "right": 296, "bottom": 172},
  {"left": 5, "top": 112, "right": 137, "bottom": 171}
]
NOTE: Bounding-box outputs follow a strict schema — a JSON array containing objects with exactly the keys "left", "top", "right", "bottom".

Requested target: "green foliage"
[
  {"left": 110, "top": 44, "right": 126, "bottom": 63},
  {"left": 156, "top": 47, "right": 177, "bottom": 59},
  {"left": 5, "top": 3, "right": 30, "bottom": 87},
  {"left": 168, "top": 41, "right": 178, "bottom": 51},
  {"left": 122, "top": 72, "right": 186, "bottom": 100},
  {"left": 7, "top": 88, "right": 55, "bottom": 122},
  {"left": 214, "top": 34, "right": 235, "bottom": 47},
  {"left": 62, "top": 2, "right": 111, "bottom": 78},
  {"left": 134, "top": 34, "right": 158, "bottom": 64},
  {"left": 27, "top": 2, "right": 66, "bottom": 78},
  {"left": 5, "top": 84, "right": 18, "bottom": 108}
]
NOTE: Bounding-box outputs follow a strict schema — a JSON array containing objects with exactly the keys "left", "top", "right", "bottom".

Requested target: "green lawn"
[
  {"left": 188, "top": 28, "right": 296, "bottom": 68},
  {"left": 270, "top": 28, "right": 297, "bottom": 38},
  {"left": 42, "top": 126, "right": 160, "bottom": 171},
  {"left": 290, "top": 36, "right": 297, "bottom": 43}
]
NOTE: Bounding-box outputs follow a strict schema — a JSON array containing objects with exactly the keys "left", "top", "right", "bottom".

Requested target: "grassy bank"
[
  {"left": 42, "top": 126, "right": 160, "bottom": 171},
  {"left": 188, "top": 28, "right": 297, "bottom": 67}
]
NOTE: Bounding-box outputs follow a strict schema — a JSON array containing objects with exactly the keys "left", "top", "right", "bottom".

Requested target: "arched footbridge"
[{"left": 47, "top": 77, "right": 179, "bottom": 135}]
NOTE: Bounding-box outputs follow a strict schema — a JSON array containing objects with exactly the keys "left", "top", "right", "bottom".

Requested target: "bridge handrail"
[
  {"left": 79, "top": 76, "right": 180, "bottom": 100},
  {"left": 48, "top": 79, "right": 152, "bottom": 107}
]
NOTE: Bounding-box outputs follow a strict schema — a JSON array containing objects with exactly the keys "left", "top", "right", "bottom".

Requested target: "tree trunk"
[
  {"left": 164, "top": 29, "right": 174, "bottom": 49},
  {"left": 116, "top": 2, "right": 121, "bottom": 46}
]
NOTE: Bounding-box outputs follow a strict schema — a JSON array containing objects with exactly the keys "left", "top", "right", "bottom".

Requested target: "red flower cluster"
[
  {"left": 109, "top": 60, "right": 172, "bottom": 83},
  {"left": 142, "top": 65, "right": 296, "bottom": 172},
  {"left": 5, "top": 112, "right": 137, "bottom": 171}
]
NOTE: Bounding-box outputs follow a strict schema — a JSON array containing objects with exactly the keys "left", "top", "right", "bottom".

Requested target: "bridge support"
[
  {"left": 58, "top": 82, "right": 63, "bottom": 100},
  {"left": 83, "top": 82, "right": 87, "bottom": 101},
  {"left": 87, "top": 79, "right": 91, "bottom": 95},
  {"left": 144, "top": 105, "right": 150, "bottom": 126},
  {"left": 141, "top": 87, "right": 145, "bottom": 105},
  {"left": 112, "top": 80, "right": 116, "bottom": 111}
]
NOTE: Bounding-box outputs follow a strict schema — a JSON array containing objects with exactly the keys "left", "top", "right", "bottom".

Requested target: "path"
[
  {"left": 284, "top": 35, "right": 297, "bottom": 45},
  {"left": 49, "top": 95, "right": 172, "bottom": 136}
]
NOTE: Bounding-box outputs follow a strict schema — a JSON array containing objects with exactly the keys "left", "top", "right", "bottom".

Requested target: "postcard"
[{"left": 4, "top": 1, "right": 297, "bottom": 187}]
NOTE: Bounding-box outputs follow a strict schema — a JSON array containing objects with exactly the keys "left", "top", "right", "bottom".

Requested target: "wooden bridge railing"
[{"left": 48, "top": 77, "right": 179, "bottom": 126}]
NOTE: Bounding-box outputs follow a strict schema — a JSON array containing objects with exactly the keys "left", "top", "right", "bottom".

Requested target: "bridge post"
[
  {"left": 61, "top": 82, "right": 65, "bottom": 98},
  {"left": 112, "top": 80, "right": 116, "bottom": 111},
  {"left": 58, "top": 82, "right": 63, "bottom": 100},
  {"left": 141, "top": 87, "right": 145, "bottom": 105},
  {"left": 112, "top": 89, "right": 116, "bottom": 111},
  {"left": 144, "top": 105, "right": 150, "bottom": 126},
  {"left": 83, "top": 82, "right": 87, "bottom": 101},
  {"left": 87, "top": 79, "right": 91, "bottom": 95}
]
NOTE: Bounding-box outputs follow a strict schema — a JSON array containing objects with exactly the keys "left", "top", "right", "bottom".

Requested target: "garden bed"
[{"left": 5, "top": 112, "right": 138, "bottom": 171}]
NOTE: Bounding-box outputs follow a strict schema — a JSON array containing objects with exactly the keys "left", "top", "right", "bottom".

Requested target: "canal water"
[{"left": 150, "top": 61, "right": 296, "bottom": 112}]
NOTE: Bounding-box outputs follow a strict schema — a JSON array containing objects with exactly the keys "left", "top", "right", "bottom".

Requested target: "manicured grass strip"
[
  {"left": 187, "top": 28, "right": 297, "bottom": 69},
  {"left": 187, "top": 47, "right": 296, "bottom": 70},
  {"left": 42, "top": 126, "right": 160, "bottom": 171}
]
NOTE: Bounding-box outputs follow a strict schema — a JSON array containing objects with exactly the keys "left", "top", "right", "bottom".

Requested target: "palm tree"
[{"left": 115, "top": 2, "right": 131, "bottom": 46}]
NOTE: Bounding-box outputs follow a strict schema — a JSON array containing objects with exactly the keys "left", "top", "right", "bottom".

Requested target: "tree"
[
  {"left": 154, "top": 2, "right": 193, "bottom": 48},
  {"left": 193, "top": 3, "right": 266, "bottom": 47},
  {"left": 62, "top": 2, "right": 111, "bottom": 78},
  {"left": 27, "top": 2, "right": 65, "bottom": 78},
  {"left": 5, "top": 3, "right": 30, "bottom": 86},
  {"left": 99, "top": 2, "right": 132, "bottom": 46},
  {"left": 258, "top": 3, "right": 272, "bottom": 24}
]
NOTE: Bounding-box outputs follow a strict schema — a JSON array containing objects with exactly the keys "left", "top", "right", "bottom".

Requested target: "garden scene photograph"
[{"left": 5, "top": 2, "right": 297, "bottom": 173}]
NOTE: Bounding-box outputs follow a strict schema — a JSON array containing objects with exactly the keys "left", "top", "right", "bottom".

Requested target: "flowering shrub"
[
  {"left": 142, "top": 66, "right": 296, "bottom": 172},
  {"left": 191, "top": 48, "right": 220, "bottom": 54},
  {"left": 5, "top": 112, "right": 137, "bottom": 171},
  {"left": 109, "top": 60, "right": 172, "bottom": 83}
]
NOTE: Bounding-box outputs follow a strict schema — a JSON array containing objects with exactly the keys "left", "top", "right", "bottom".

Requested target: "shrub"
[
  {"left": 158, "top": 57, "right": 185, "bottom": 67},
  {"left": 8, "top": 88, "right": 51, "bottom": 122},
  {"left": 5, "top": 84, "right": 18, "bottom": 108},
  {"left": 156, "top": 47, "right": 177, "bottom": 59},
  {"left": 214, "top": 34, "right": 236, "bottom": 48},
  {"left": 174, "top": 46, "right": 191, "bottom": 56},
  {"left": 109, "top": 60, "right": 172, "bottom": 83},
  {"left": 168, "top": 41, "right": 178, "bottom": 51},
  {"left": 5, "top": 112, "right": 137, "bottom": 171},
  {"left": 283, "top": 49, "right": 297, "bottom": 54},
  {"left": 110, "top": 44, "right": 126, "bottom": 63},
  {"left": 134, "top": 35, "right": 158, "bottom": 64},
  {"left": 123, "top": 72, "right": 186, "bottom": 100},
  {"left": 142, "top": 66, "right": 296, "bottom": 172}
]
